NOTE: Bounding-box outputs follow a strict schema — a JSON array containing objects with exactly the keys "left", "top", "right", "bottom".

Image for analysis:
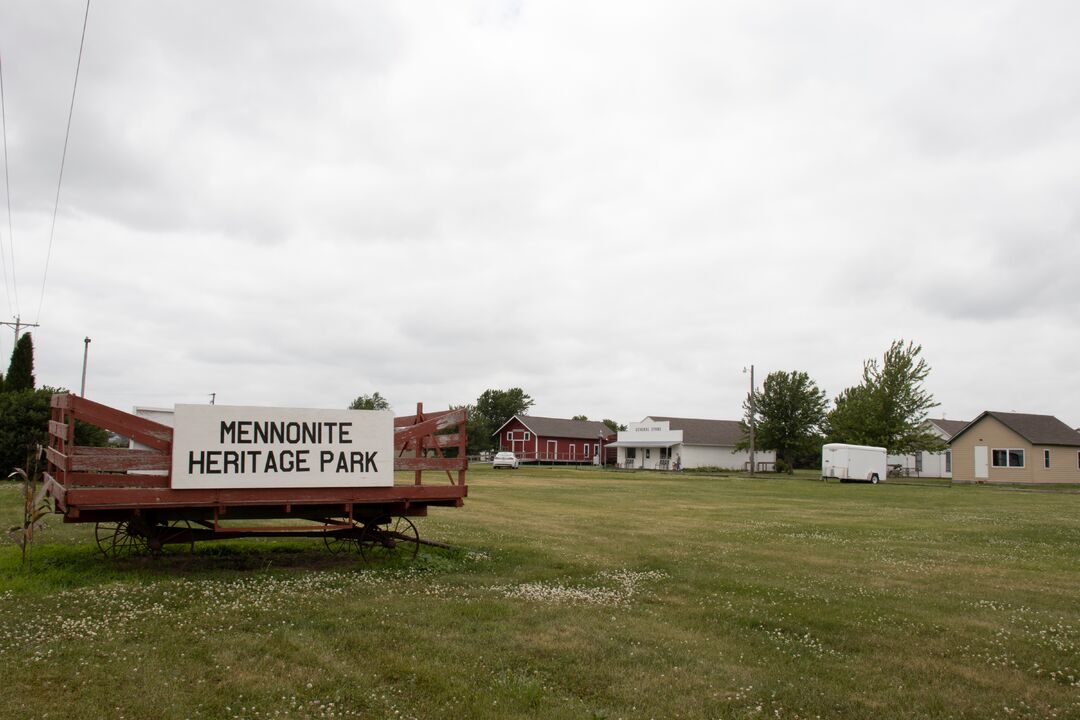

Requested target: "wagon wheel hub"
[{"left": 359, "top": 516, "right": 419, "bottom": 564}]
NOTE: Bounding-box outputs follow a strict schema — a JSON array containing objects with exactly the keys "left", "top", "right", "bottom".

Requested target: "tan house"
[{"left": 949, "top": 411, "right": 1080, "bottom": 484}]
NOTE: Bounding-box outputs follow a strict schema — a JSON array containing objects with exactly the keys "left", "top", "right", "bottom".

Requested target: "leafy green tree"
[
  {"left": 602, "top": 418, "right": 626, "bottom": 434},
  {"left": 825, "top": 340, "right": 945, "bottom": 455},
  {"left": 5, "top": 333, "right": 35, "bottom": 392},
  {"left": 739, "top": 370, "right": 828, "bottom": 471},
  {"left": 462, "top": 407, "right": 489, "bottom": 455},
  {"left": 572, "top": 414, "right": 589, "bottom": 421},
  {"left": 74, "top": 419, "right": 111, "bottom": 447},
  {"left": 825, "top": 384, "right": 876, "bottom": 447},
  {"left": 475, "top": 388, "right": 534, "bottom": 429},
  {"left": 348, "top": 392, "right": 391, "bottom": 411},
  {"left": 466, "top": 387, "right": 534, "bottom": 454}
]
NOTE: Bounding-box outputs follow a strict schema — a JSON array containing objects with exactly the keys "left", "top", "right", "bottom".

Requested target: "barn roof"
[
  {"left": 949, "top": 411, "right": 1080, "bottom": 447},
  {"left": 492, "top": 415, "right": 616, "bottom": 440},
  {"left": 646, "top": 416, "right": 747, "bottom": 446}
]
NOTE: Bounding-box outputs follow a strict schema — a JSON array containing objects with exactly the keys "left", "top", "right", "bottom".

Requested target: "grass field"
[{"left": 2, "top": 467, "right": 1079, "bottom": 719}]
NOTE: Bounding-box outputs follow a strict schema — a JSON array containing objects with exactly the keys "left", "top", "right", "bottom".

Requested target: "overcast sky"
[{"left": 1, "top": 0, "right": 1078, "bottom": 426}]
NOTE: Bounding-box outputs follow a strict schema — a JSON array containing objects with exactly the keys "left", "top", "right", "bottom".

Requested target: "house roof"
[
  {"left": 926, "top": 418, "right": 969, "bottom": 438},
  {"left": 646, "top": 416, "right": 746, "bottom": 446},
  {"left": 491, "top": 415, "right": 615, "bottom": 440},
  {"left": 949, "top": 411, "right": 1080, "bottom": 447}
]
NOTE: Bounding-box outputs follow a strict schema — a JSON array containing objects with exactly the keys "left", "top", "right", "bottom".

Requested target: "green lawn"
[{"left": 1, "top": 467, "right": 1078, "bottom": 719}]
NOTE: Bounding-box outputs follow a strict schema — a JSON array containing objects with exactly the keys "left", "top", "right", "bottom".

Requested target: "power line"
[
  {"left": 35, "top": 0, "right": 92, "bottom": 323},
  {"left": 0, "top": 48, "right": 17, "bottom": 318}
]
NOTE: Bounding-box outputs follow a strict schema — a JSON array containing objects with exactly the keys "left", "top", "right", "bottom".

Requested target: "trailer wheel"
[
  {"left": 95, "top": 521, "right": 150, "bottom": 558},
  {"left": 870, "top": 473, "right": 880, "bottom": 484},
  {"left": 359, "top": 516, "right": 419, "bottom": 564}
]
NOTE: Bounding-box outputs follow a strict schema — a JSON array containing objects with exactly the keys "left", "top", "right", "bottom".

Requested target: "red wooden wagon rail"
[{"left": 43, "top": 393, "right": 468, "bottom": 561}]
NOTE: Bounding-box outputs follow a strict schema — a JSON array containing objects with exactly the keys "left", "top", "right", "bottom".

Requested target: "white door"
[{"left": 974, "top": 445, "right": 988, "bottom": 479}]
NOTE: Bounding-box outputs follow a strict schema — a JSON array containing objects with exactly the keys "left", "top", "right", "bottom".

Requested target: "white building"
[
  {"left": 129, "top": 406, "right": 175, "bottom": 476},
  {"left": 886, "top": 418, "right": 967, "bottom": 478},
  {"left": 608, "top": 416, "right": 776, "bottom": 471}
]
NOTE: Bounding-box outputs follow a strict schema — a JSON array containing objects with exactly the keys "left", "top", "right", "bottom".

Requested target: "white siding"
[
  {"left": 886, "top": 450, "right": 951, "bottom": 478},
  {"left": 618, "top": 444, "right": 777, "bottom": 470},
  {"left": 680, "top": 445, "right": 776, "bottom": 470}
]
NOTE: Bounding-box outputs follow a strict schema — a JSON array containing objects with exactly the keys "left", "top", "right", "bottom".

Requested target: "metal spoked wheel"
[
  {"left": 359, "top": 516, "right": 419, "bottom": 564},
  {"left": 95, "top": 521, "right": 150, "bottom": 559},
  {"left": 323, "top": 523, "right": 361, "bottom": 554},
  {"left": 150, "top": 519, "right": 194, "bottom": 555}
]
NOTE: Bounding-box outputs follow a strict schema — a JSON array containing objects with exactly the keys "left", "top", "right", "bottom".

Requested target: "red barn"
[{"left": 492, "top": 415, "right": 616, "bottom": 464}]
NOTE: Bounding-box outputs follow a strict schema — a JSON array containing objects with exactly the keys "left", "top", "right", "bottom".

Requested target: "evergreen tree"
[
  {"left": 0, "top": 388, "right": 51, "bottom": 477},
  {"left": 6, "top": 333, "right": 35, "bottom": 392}
]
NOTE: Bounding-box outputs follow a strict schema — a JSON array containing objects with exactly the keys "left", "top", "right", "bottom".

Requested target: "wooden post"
[
  {"left": 459, "top": 406, "right": 468, "bottom": 486},
  {"left": 414, "top": 402, "right": 424, "bottom": 486}
]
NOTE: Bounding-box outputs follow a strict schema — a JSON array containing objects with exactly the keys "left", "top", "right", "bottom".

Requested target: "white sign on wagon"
[{"left": 170, "top": 405, "right": 393, "bottom": 489}]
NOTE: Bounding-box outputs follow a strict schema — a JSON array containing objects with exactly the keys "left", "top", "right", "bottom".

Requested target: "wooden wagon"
[{"left": 42, "top": 393, "right": 468, "bottom": 563}]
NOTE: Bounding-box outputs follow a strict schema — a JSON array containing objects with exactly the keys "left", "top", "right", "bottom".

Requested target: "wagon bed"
[{"left": 43, "top": 393, "right": 468, "bottom": 560}]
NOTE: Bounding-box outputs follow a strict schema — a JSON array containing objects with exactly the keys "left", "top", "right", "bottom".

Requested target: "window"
[
  {"left": 992, "top": 449, "right": 1024, "bottom": 468},
  {"left": 506, "top": 431, "right": 512, "bottom": 440},
  {"left": 583, "top": 443, "right": 589, "bottom": 455},
  {"left": 645, "top": 449, "right": 651, "bottom": 458},
  {"left": 626, "top": 447, "right": 636, "bottom": 459},
  {"left": 915, "top": 454, "right": 923, "bottom": 472},
  {"left": 660, "top": 447, "right": 670, "bottom": 460},
  {"left": 945, "top": 451, "right": 952, "bottom": 473},
  {"left": 524, "top": 432, "right": 530, "bottom": 441},
  {"left": 1045, "top": 449, "right": 1051, "bottom": 469}
]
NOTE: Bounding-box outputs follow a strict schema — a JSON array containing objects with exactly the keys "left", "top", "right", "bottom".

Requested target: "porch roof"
[{"left": 607, "top": 440, "right": 678, "bottom": 448}]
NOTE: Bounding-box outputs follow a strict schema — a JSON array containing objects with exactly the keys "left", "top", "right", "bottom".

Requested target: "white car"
[{"left": 491, "top": 451, "right": 519, "bottom": 469}]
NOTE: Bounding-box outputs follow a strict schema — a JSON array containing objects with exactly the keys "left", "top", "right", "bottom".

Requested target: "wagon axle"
[{"left": 93, "top": 514, "right": 422, "bottom": 564}]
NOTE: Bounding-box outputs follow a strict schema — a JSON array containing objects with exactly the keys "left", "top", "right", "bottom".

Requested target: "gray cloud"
[{"left": 3, "top": 0, "right": 1078, "bottom": 428}]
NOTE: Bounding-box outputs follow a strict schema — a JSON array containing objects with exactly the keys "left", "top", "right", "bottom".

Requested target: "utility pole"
[
  {"left": 744, "top": 364, "right": 756, "bottom": 476},
  {"left": 80, "top": 337, "right": 91, "bottom": 396},
  {"left": 1, "top": 315, "right": 40, "bottom": 345},
  {"left": 209, "top": 393, "right": 216, "bottom": 405}
]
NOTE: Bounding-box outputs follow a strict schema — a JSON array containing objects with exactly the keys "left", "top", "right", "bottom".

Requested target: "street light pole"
[{"left": 80, "top": 337, "right": 91, "bottom": 396}]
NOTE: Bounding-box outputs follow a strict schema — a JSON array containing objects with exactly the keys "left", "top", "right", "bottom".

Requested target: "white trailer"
[{"left": 822, "top": 443, "right": 887, "bottom": 484}]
